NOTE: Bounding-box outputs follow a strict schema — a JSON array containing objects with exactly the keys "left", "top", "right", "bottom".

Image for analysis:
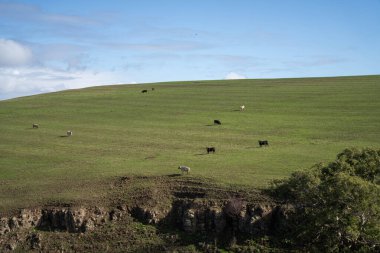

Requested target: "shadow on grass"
[
  {"left": 167, "top": 174, "right": 182, "bottom": 177},
  {"left": 195, "top": 153, "right": 207, "bottom": 156},
  {"left": 59, "top": 135, "right": 69, "bottom": 138}
]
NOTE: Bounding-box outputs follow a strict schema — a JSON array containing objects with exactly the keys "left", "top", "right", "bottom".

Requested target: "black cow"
[
  {"left": 151, "top": 88, "right": 155, "bottom": 91},
  {"left": 214, "top": 120, "right": 221, "bottom": 125},
  {"left": 141, "top": 89, "right": 148, "bottom": 93},
  {"left": 258, "top": 140, "right": 269, "bottom": 147},
  {"left": 206, "top": 147, "right": 216, "bottom": 154}
]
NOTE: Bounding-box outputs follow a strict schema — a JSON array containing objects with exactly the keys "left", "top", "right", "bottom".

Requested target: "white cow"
[
  {"left": 178, "top": 166, "right": 190, "bottom": 174},
  {"left": 240, "top": 105, "right": 245, "bottom": 111},
  {"left": 67, "top": 131, "right": 73, "bottom": 136}
]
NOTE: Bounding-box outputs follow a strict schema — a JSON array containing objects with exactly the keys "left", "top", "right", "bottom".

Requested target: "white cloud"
[
  {"left": 0, "top": 66, "right": 131, "bottom": 100},
  {"left": 224, "top": 72, "right": 247, "bottom": 80},
  {"left": 0, "top": 39, "right": 33, "bottom": 66},
  {"left": 0, "top": 39, "right": 136, "bottom": 100}
]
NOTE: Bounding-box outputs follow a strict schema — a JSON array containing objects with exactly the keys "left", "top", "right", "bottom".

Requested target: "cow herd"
[
  {"left": 138, "top": 89, "right": 270, "bottom": 174},
  {"left": 209, "top": 117, "right": 269, "bottom": 154},
  {"left": 180, "top": 103, "right": 269, "bottom": 174},
  {"left": 30, "top": 90, "right": 270, "bottom": 176}
]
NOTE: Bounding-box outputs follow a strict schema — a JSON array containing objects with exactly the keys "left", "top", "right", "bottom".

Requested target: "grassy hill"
[{"left": 0, "top": 75, "right": 379, "bottom": 211}]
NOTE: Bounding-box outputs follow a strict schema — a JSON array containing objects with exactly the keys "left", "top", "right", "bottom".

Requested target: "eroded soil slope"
[{"left": 0, "top": 175, "right": 286, "bottom": 252}]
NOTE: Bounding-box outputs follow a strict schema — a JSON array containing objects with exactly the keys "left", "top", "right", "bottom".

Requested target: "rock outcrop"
[
  {"left": 0, "top": 206, "right": 113, "bottom": 251},
  {"left": 0, "top": 176, "right": 287, "bottom": 251},
  {"left": 159, "top": 199, "right": 282, "bottom": 236}
]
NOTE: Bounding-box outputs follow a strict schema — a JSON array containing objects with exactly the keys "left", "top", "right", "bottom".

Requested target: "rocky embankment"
[{"left": 0, "top": 176, "right": 288, "bottom": 252}]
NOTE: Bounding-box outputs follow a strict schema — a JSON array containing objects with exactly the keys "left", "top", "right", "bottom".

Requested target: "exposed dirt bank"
[{"left": 0, "top": 175, "right": 289, "bottom": 252}]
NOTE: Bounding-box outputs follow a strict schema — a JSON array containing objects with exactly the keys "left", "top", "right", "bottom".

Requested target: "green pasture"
[{"left": 0, "top": 75, "right": 379, "bottom": 211}]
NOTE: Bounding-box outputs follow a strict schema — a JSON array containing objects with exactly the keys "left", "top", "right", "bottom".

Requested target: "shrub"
[{"left": 272, "top": 148, "right": 380, "bottom": 252}]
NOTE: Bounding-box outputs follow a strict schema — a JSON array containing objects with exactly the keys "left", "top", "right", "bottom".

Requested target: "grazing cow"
[
  {"left": 206, "top": 147, "right": 216, "bottom": 154},
  {"left": 151, "top": 88, "right": 155, "bottom": 91},
  {"left": 32, "top": 124, "right": 39, "bottom": 129},
  {"left": 178, "top": 165, "right": 190, "bottom": 174},
  {"left": 214, "top": 120, "right": 221, "bottom": 125},
  {"left": 141, "top": 89, "right": 148, "bottom": 93},
  {"left": 258, "top": 140, "right": 269, "bottom": 147},
  {"left": 240, "top": 105, "right": 245, "bottom": 111},
  {"left": 67, "top": 131, "right": 73, "bottom": 137}
]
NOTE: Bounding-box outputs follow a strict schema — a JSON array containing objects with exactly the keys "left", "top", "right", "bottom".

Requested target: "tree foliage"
[{"left": 273, "top": 148, "right": 380, "bottom": 252}]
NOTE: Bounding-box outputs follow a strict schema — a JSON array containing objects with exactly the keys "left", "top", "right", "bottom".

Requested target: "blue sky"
[{"left": 0, "top": 0, "right": 379, "bottom": 99}]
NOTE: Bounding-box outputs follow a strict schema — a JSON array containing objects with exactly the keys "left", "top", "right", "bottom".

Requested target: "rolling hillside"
[{"left": 1, "top": 75, "right": 379, "bottom": 211}]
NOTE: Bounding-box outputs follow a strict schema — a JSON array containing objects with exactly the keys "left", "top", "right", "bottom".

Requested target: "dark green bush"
[{"left": 272, "top": 148, "right": 380, "bottom": 252}]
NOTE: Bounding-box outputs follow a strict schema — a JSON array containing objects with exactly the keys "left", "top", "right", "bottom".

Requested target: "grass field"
[{"left": 0, "top": 75, "right": 379, "bottom": 211}]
